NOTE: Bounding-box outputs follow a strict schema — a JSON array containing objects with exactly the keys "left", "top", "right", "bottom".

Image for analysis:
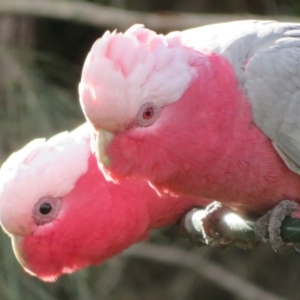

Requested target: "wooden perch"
[{"left": 0, "top": 0, "right": 300, "bottom": 32}]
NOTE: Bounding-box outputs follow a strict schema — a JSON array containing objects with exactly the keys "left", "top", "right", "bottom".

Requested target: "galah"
[
  {"left": 79, "top": 20, "right": 300, "bottom": 249},
  {"left": 0, "top": 123, "right": 209, "bottom": 282}
]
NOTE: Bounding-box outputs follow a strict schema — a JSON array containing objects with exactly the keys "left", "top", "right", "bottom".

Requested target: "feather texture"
[
  {"left": 182, "top": 20, "right": 300, "bottom": 174},
  {"left": 0, "top": 124, "right": 90, "bottom": 235},
  {"left": 79, "top": 20, "right": 300, "bottom": 214},
  {"left": 0, "top": 124, "right": 208, "bottom": 281},
  {"left": 79, "top": 24, "right": 198, "bottom": 132}
]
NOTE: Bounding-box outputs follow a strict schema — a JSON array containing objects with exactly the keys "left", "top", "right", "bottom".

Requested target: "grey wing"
[
  {"left": 183, "top": 20, "right": 300, "bottom": 174},
  {"left": 244, "top": 30, "right": 300, "bottom": 174},
  {"left": 182, "top": 20, "right": 300, "bottom": 85}
]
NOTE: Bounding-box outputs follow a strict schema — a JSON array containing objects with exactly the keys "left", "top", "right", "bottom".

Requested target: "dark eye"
[
  {"left": 142, "top": 107, "right": 154, "bottom": 119},
  {"left": 33, "top": 197, "right": 61, "bottom": 225},
  {"left": 136, "top": 102, "right": 160, "bottom": 127},
  {"left": 39, "top": 203, "right": 52, "bottom": 215}
]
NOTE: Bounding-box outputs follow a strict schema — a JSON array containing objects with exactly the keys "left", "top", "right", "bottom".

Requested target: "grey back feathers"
[{"left": 183, "top": 20, "right": 300, "bottom": 174}]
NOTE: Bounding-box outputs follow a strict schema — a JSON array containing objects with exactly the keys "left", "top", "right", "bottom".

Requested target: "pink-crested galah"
[
  {"left": 79, "top": 20, "right": 300, "bottom": 247},
  {"left": 0, "top": 123, "right": 209, "bottom": 282}
]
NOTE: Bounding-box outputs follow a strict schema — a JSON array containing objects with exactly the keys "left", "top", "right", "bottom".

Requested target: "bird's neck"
[
  {"left": 83, "top": 154, "right": 206, "bottom": 241},
  {"left": 142, "top": 187, "right": 208, "bottom": 229},
  {"left": 103, "top": 176, "right": 206, "bottom": 233}
]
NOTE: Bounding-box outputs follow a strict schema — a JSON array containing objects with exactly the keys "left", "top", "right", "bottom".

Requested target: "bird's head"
[
  {"left": 79, "top": 24, "right": 244, "bottom": 196},
  {"left": 0, "top": 123, "right": 150, "bottom": 281},
  {"left": 78, "top": 25, "right": 210, "bottom": 185}
]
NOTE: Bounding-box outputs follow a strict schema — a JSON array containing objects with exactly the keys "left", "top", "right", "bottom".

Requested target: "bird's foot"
[
  {"left": 177, "top": 211, "right": 207, "bottom": 247},
  {"left": 201, "top": 202, "right": 259, "bottom": 249},
  {"left": 180, "top": 202, "right": 259, "bottom": 249},
  {"left": 200, "top": 202, "right": 235, "bottom": 248},
  {"left": 254, "top": 200, "right": 299, "bottom": 252},
  {"left": 178, "top": 203, "right": 233, "bottom": 248}
]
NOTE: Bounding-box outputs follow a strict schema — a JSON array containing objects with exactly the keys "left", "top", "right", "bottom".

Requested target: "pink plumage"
[
  {"left": 79, "top": 21, "right": 300, "bottom": 216},
  {"left": 0, "top": 124, "right": 208, "bottom": 281}
]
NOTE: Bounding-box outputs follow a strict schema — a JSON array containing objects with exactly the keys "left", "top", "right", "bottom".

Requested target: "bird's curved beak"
[
  {"left": 96, "top": 129, "right": 115, "bottom": 167},
  {"left": 11, "top": 235, "right": 36, "bottom": 277}
]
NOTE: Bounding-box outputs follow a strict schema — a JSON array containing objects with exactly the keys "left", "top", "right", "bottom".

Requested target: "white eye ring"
[
  {"left": 32, "top": 197, "right": 61, "bottom": 226},
  {"left": 136, "top": 102, "right": 160, "bottom": 127}
]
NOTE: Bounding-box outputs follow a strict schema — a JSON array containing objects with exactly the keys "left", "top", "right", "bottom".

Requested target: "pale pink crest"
[
  {"left": 79, "top": 24, "right": 198, "bottom": 131},
  {"left": 0, "top": 123, "right": 92, "bottom": 236}
]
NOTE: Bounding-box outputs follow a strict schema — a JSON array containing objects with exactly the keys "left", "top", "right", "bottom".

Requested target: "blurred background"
[{"left": 1, "top": 0, "right": 300, "bottom": 299}]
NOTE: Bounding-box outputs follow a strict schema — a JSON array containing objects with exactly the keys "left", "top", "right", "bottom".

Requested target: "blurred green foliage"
[{"left": 0, "top": 46, "right": 83, "bottom": 159}]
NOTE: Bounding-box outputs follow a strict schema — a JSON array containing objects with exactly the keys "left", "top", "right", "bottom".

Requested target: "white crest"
[
  {"left": 0, "top": 123, "right": 92, "bottom": 235},
  {"left": 79, "top": 24, "right": 198, "bottom": 131}
]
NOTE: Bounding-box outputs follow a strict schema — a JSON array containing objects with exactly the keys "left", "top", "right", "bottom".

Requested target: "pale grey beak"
[
  {"left": 11, "top": 235, "right": 36, "bottom": 276},
  {"left": 96, "top": 129, "right": 115, "bottom": 167}
]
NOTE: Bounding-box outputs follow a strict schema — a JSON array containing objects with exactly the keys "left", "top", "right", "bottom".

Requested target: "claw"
[
  {"left": 180, "top": 202, "right": 258, "bottom": 249},
  {"left": 178, "top": 202, "right": 234, "bottom": 248},
  {"left": 176, "top": 208, "right": 207, "bottom": 247},
  {"left": 269, "top": 200, "right": 298, "bottom": 252},
  {"left": 200, "top": 202, "right": 234, "bottom": 248},
  {"left": 254, "top": 210, "right": 272, "bottom": 243},
  {"left": 254, "top": 200, "right": 299, "bottom": 252}
]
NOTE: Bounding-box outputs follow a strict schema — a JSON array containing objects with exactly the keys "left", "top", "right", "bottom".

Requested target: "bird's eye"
[
  {"left": 33, "top": 197, "right": 61, "bottom": 225},
  {"left": 39, "top": 203, "right": 52, "bottom": 215},
  {"left": 142, "top": 107, "right": 154, "bottom": 119},
  {"left": 136, "top": 102, "right": 160, "bottom": 127}
]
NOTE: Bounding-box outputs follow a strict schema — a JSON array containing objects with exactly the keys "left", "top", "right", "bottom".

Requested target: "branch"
[
  {"left": 123, "top": 243, "right": 285, "bottom": 300},
  {"left": 0, "top": 0, "right": 300, "bottom": 31},
  {"left": 183, "top": 208, "right": 300, "bottom": 242}
]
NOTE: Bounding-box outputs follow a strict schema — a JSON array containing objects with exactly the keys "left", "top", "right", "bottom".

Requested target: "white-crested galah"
[
  {"left": 0, "top": 123, "right": 209, "bottom": 281},
  {"left": 79, "top": 20, "right": 300, "bottom": 249}
]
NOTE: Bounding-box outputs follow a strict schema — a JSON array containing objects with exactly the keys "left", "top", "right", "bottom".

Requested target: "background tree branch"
[
  {"left": 0, "top": 0, "right": 300, "bottom": 32},
  {"left": 124, "top": 243, "right": 285, "bottom": 300}
]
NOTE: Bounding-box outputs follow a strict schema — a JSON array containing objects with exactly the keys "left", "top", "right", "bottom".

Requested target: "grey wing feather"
[
  {"left": 183, "top": 20, "right": 300, "bottom": 174},
  {"left": 244, "top": 30, "right": 300, "bottom": 174}
]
